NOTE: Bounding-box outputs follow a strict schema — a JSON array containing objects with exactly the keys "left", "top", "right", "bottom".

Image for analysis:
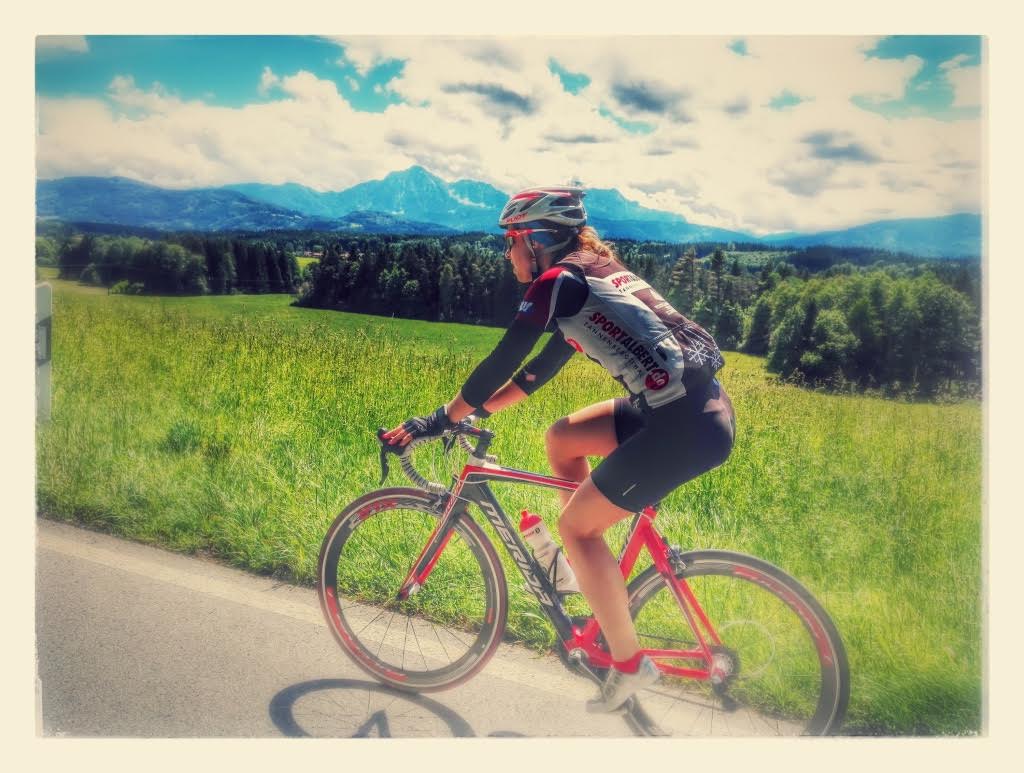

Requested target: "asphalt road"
[
  {"left": 36, "top": 518, "right": 805, "bottom": 738},
  {"left": 35, "top": 519, "right": 645, "bottom": 738}
]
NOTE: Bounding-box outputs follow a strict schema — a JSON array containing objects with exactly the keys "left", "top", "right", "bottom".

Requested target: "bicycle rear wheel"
[
  {"left": 317, "top": 488, "right": 508, "bottom": 692},
  {"left": 627, "top": 550, "right": 849, "bottom": 736}
]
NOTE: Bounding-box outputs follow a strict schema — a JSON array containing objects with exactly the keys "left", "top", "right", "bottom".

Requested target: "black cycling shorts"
[{"left": 590, "top": 379, "right": 736, "bottom": 513}]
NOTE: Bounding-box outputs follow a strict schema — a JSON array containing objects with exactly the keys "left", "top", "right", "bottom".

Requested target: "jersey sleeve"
[
  {"left": 461, "top": 266, "right": 587, "bottom": 408},
  {"left": 511, "top": 330, "right": 576, "bottom": 396},
  {"left": 459, "top": 318, "right": 545, "bottom": 408},
  {"left": 514, "top": 265, "right": 588, "bottom": 329}
]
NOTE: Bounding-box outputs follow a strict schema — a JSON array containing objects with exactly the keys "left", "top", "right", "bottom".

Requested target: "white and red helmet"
[{"left": 498, "top": 186, "right": 587, "bottom": 229}]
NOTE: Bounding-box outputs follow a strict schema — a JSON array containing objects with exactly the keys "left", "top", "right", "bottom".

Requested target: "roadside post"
[{"left": 37, "top": 283, "right": 52, "bottom": 422}]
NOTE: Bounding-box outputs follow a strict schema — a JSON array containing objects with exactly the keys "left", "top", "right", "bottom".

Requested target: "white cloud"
[
  {"left": 940, "top": 55, "right": 982, "bottom": 109},
  {"left": 35, "top": 36, "right": 983, "bottom": 233},
  {"left": 346, "top": 76, "right": 360, "bottom": 92},
  {"left": 332, "top": 37, "right": 392, "bottom": 76},
  {"left": 278, "top": 70, "right": 343, "bottom": 103},
  {"left": 259, "top": 66, "right": 281, "bottom": 96},
  {"left": 36, "top": 36, "right": 89, "bottom": 55},
  {"left": 108, "top": 75, "right": 187, "bottom": 114},
  {"left": 940, "top": 54, "right": 972, "bottom": 71}
]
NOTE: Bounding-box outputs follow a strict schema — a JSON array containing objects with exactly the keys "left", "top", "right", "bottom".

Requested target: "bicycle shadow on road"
[{"left": 268, "top": 678, "right": 527, "bottom": 738}]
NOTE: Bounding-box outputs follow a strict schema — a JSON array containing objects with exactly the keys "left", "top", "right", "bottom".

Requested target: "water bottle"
[{"left": 519, "top": 510, "right": 580, "bottom": 594}]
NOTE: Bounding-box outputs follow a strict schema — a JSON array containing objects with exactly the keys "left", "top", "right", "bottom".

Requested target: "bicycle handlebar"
[{"left": 375, "top": 419, "right": 497, "bottom": 493}]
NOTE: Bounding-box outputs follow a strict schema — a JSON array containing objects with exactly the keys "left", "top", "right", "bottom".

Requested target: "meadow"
[{"left": 35, "top": 279, "right": 983, "bottom": 735}]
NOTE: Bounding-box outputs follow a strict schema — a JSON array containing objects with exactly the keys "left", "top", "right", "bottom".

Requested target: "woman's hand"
[{"left": 382, "top": 405, "right": 454, "bottom": 447}]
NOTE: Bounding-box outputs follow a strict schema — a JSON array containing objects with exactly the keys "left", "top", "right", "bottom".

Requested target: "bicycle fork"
[{"left": 394, "top": 498, "right": 464, "bottom": 601}]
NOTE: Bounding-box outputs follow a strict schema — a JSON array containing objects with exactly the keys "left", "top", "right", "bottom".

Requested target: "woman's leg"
[
  {"left": 544, "top": 398, "right": 642, "bottom": 661},
  {"left": 557, "top": 478, "right": 640, "bottom": 662},
  {"left": 568, "top": 384, "right": 736, "bottom": 664},
  {"left": 544, "top": 399, "right": 619, "bottom": 508}
]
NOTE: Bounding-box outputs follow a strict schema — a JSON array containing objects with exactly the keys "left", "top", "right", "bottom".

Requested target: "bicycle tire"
[
  {"left": 317, "top": 487, "right": 508, "bottom": 692},
  {"left": 626, "top": 549, "right": 849, "bottom": 736}
]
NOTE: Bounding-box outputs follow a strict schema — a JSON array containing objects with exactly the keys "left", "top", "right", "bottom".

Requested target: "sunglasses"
[{"left": 504, "top": 228, "right": 558, "bottom": 251}]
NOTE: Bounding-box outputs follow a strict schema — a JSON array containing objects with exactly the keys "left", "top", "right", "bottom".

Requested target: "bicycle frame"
[{"left": 396, "top": 455, "right": 725, "bottom": 682}]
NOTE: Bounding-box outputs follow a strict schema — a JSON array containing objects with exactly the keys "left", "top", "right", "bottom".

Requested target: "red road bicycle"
[{"left": 317, "top": 420, "right": 849, "bottom": 736}]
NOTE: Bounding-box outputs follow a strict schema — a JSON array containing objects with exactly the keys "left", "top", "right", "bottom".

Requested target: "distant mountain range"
[
  {"left": 36, "top": 175, "right": 456, "bottom": 235},
  {"left": 227, "top": 166, "right": 498, "bottom": 233},
  {"left": 761, "top": 214, "right": 982, "bottom": 258},
  {"left": 36, "top": 167, "right": 982, "bottom": 258}
]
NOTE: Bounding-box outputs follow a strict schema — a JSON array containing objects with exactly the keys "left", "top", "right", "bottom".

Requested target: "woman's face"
[{"left": 505, "top": 233, "right": 538, "bottom": 283}]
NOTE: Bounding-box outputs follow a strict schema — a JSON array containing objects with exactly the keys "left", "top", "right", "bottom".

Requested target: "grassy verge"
[{"left": 36, "top": 283, "right": 982, "bottom": 734}]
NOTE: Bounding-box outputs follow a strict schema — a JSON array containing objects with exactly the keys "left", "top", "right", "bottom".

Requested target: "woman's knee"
[
  {"left": 544, "top": 417, "right": 572, "bottom": 458},
  {"left": 558, "top": 509, "right": 603, "bottom": 542},
  {"left": 558, "top": 479, "right": 632, "bottom": 541}
]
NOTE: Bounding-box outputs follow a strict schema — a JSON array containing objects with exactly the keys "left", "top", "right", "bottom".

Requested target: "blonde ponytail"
[{"left": 574, "top": 225, "right": 619, "bottom": 261}]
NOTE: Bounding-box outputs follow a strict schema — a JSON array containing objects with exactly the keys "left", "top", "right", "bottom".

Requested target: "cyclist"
[{"left": 384, "top": 187, "right": 736, "bottom": 712}]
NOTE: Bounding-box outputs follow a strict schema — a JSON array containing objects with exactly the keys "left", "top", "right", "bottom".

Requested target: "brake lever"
[
  {"left": 443, "top": 417, "right": 480, "bottom": 455},
  {"left": 376, "top": 428, "right": 403, "bottom": 485},
  {"left": 441, "top": 433, "right": 457, "bottom": 456}
]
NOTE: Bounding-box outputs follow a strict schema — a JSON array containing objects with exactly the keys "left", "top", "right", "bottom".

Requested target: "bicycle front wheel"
[
  {"left": 627, "top": 550, "right": 849, "bottom": 736},
  {"left": 317, "top": 488, "right": 508, "bottom": 692}
]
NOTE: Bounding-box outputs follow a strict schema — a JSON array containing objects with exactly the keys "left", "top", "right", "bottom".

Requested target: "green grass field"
[{"left": 35, "top": 279, "right": 982, "bottom": 735}]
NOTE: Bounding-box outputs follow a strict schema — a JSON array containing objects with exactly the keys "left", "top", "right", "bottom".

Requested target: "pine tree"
[
  {"left": 716, "top": 302, "right": 745, "bottom": 350},
  {"left": 742, "top": 296, "right": 772, "bottom": 354},
  {"left": 711, "top": 248, "right": 726, "bottom": 304}
]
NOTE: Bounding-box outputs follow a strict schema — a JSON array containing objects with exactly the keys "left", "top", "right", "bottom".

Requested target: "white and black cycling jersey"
[
  {"left": 460, "top": 250, "right": 724, "bottom": 411},
  {"left": 550, "top": 252, "right": 723, "bottom": 408}
]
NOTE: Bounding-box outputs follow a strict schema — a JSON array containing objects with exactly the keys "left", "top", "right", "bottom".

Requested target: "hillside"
[{"left": 36, "top": 283, "right": 983, "bottom": 734}]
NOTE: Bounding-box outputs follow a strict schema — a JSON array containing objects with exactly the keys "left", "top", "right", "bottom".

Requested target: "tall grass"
[{"left": 36, "top": 284, "right": 982, "bottom": 734}]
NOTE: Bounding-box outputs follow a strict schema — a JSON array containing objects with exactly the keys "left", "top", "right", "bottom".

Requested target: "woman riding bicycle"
[{"left": 384, "top": 187, "right": 736, "bottom": 712}]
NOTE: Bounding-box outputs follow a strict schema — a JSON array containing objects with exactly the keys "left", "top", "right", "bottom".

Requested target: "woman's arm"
[
  {"left": 385, "top": 267, "right": 583, "bottom": 445},
  {"left": 449, "top": 329, "right": 576, "bottom": 420},
  {"left": 455, "top": 319, "right": 544, "bottom": 411},
  {"left": 444, "top": 381, "right": 528, "bottom": 422},
  {"left": 510, "top": 330, "right": 576, "bottom": 397},
  {"left": 386, "top": 320, "right": 543, "bottom": 445}
]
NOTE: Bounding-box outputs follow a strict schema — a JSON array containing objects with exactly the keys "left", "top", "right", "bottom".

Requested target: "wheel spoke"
[
  {"left": 629, "top": 557, "right": 847, "bottom": 736},
  {"left": 432, "top": 624, "right": 452, "bottom": 663},
  {"left": 318, "top": 495, "right": 505, "bottom": 690}
]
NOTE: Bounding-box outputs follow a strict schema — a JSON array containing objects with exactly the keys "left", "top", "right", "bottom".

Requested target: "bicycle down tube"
[{"left": 398, "top": 460, "right": 582, "bottom": 642}]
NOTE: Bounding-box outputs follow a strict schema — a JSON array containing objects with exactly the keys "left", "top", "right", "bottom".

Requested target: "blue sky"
[
  {"left": 38, "top": 35, "right": 981, "bottom": 121},
  {"left": 548, "top": 58, "right": 591, "bottom": 95},
  {"left": 35, "top": 35, "right": 983, "bottom": 234},
  {"left": 37, "top": 36, "right": 406, "bottom": 113},
  {"left": 855, "top": 35, "right": 983, "bottom": 120}
]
